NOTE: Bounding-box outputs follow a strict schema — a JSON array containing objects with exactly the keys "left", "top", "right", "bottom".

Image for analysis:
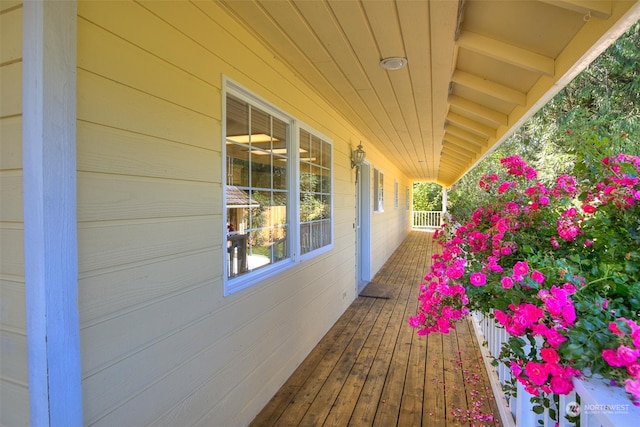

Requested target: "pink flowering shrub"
[{"left": 409, "top": 150, "right": 640, "bottom": 407}]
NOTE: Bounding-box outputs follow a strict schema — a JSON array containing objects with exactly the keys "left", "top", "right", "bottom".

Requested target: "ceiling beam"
[
  {"left": 452, "top": 70, "right": 527, "bottom": 105},
  {"left": 442, "top": 135, "right": 483, "bottom": 154},
  {"left": 457, "top": 31, "right": 555, "bottom": 76},
  {"left": 446, "top": 112, "right": 497, "bottom": 138},
  {"left": 439, "top": 157, "right": 469, "bottom": 171},
  {"left": 442, "top": 147, "right": 476, "bottom": 162},
  {"left": 537, "top": 0, "right": 612, "bottom": 19},
  {"left": 448, "top": 95, "right": 508, "bottom": 127},
  {"left": 444, "top": 124, "right": 488, "bottom": 147},
  {"left": 442, "top": 140, "right": 478, "bottom": 158}
]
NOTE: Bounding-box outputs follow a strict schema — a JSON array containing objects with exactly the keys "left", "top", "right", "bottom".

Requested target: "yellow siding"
[
  {"left": 0, "top": 2, "right": 29, "bottom": 426},
  {"left": 76, "top": 1, "right": 411, "bottom": 425}
]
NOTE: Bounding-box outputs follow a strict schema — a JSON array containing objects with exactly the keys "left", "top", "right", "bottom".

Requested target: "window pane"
[
  {"left": 273, "top": 160, "right": 287, "bottom": 190},
  {"left": 300, "top": 129, "right": 311, "bottom": 158},
  {"left": 320, "top": 140, "right": 331, "bottom": 169},
  {"left": 272, "top": 118, "right": 288, "bottom": 153},
  {"left": 226, "top": 96, "right": 249, "bottom": 143},
  {"left": 226, "top": 155, "right": 249, "bottom": 187}
]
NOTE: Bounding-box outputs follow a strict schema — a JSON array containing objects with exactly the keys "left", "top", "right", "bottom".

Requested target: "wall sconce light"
[{"left": 351, "top": 144, "right": 366, "bottom": 169}]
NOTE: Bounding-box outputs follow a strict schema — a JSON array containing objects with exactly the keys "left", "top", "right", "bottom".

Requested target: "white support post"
[
  {"left": 23, "top": 1, "right": 82, "bottom": 425},
  {"left": 441, "top": 187, "right": 448, "bottom": 213}
]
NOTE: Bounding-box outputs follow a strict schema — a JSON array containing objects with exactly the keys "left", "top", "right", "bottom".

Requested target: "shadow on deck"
[{"left": 251, "top": 231, "right": 501, "bottom": 427}]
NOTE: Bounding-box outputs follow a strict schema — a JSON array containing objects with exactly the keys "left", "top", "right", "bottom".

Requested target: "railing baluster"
[
  {"left": 472, "top": 312, "right": 639, "bottom": 427},
  {"left": 412, "top": 211, "right": 443, "bottom": 229}
]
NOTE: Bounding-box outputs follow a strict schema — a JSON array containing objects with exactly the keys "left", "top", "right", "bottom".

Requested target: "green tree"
[{"left": 412, "top": 182, "right": 442, "bottom": 211}]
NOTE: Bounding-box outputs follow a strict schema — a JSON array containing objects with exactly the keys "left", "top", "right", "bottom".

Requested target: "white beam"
[
  {"left": 452, "top": 70, "right": 527, "bottom": 105},
  {"left": 23, "top": 1, "right": 82, "bottom": 426},
  {"left": 442, "top": 142, "right": 478, "bottom": 158},
  {"left": 447, "top": 112, "right": 497, "bottom": 138},
  {"left": 457, "top": 31, "right": 555, "bottom": 76},
  {"left": 449, "top": 95, "right": 509, "bottom": 126},
  {"left": 444, "top": 124, "right": 488, "bottom": 147},
  {"left": 444, "top": 134, "right": 485, "bottom": 152}
]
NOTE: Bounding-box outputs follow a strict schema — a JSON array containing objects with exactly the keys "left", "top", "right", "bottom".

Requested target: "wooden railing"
[
  {"left": 412, "top": 210, "right": 442, "bottom": 229},
  {"left": 471, "top": 312, "right": 639, "bottom": 427}
]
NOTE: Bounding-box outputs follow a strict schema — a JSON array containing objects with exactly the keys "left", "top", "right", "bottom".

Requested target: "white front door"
[{"left": 356, "top": 163, "right": 371, "bottom": 293}]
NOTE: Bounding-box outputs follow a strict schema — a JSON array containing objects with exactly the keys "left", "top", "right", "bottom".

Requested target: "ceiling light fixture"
[{"left": 379, "top": 57, "right": 408, "bottom": 71}]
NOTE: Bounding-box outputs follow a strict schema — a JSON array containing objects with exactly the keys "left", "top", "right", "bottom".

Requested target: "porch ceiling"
[{"left": 218, "top": 0, "right": 640, "bottom": 186}]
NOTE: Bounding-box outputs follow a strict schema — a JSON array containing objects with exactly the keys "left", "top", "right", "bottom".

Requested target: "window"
[
  {"left": 406, "top": 186, "right": 410, "bottom": 210},
  {"left": 394, "top": 180, "right": 399, "bottom": 209},
  {"left": 299, "top": 129, "right": 332, "bottom": 256},
  {"left": 224, "top": 80, "right": 333, "bottom": 294},
  {"left": 374, "top": 168, "right": 384, "bottom": 212}
]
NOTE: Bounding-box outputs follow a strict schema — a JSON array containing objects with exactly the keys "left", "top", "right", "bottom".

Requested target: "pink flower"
[
  {"left": 514, "top": 303, "right": 544, "bottom": 326},
  {"left": 501, "top": 276, "right": 514, "bottom": 289},
  {"left": 627, "top": 362, "right": 640, "bottom": 378},
  {"left": 617, "top": 345, "right": 640, "bottom": 365},
  {"left": 550, "top": 375, "right": 574, "bottom": 395},
  {"left": 510, "top": 361, "right": 523, "bottom": 378},
  {"left": 487, "top": 256, "right": 503, "bottom": 272},
  {"left": 525, "top": 361, "right": 549, "bottom": 385},
  {"left": 624, "top": 378, "right": 640, "bottom": 400},
  {"left": 609, "top": 322, "right": 625, "bottom": 336},
  {"left": 513, "top": 261, "right": 529, "bottom": 277},
  {"left": 561, "top": 304, "right": 576, "bottom": 326},
  {"left": 603, "top": 349, "right": 625, "bottom": 367},
  {"left": 531, "top": 270, "right": 545, "bottom": 284},
  {"left": 557, "top": 218, "right": 581, "bottom": 241},
  {"left": 445, "top": 259, "right": 466, "bottom": 280},
  {"left": 498, "top": 181, "right": 517, "bottom": 194},
  {"left": 541, "top": 348, "right": 560, "bottom": 364},
  {"left": 470, "top": 272, "right": 487, "bottom": 286},
  {"left": 408, "top": 313, "right": 425, "bottom": 328},
  {"left": 544, "top": 328, "right": 568, "bottom": 348},
  {"left": 583, "top": 204, "right": 596, "bottom": 214}
]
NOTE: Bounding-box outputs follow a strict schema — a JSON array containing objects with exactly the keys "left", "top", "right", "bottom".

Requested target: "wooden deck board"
[{"left": 251, "top": 231, "right": 502, "bottom": 427}]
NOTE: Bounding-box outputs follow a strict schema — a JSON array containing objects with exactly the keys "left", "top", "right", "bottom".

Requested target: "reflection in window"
[
  {"left": 226, "top": 94, "right": 289, "bottom": 278},
  {"left": 299, "top": 129, "right": 332, "bottom": 255}
]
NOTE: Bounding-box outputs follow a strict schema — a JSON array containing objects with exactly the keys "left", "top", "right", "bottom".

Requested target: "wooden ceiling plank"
[
  {"left": 457, "top": 31, "right": 555, "bottom": 76},
  {"left": 537, "top": 0, "right": 612, "bottom": 19},
  {"left": 448, "top": 95, "right": 508, "bottom": 126},
  {"left": 452, "top": 70, "right": 527, "bottom": 105},
  {"left": 446, "top": 111, "right": 496, "bottom": 138}
]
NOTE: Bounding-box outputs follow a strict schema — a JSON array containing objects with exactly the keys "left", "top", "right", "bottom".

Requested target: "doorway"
[{"left": 356, "top": 162, "right": 372, "bottom": 293}]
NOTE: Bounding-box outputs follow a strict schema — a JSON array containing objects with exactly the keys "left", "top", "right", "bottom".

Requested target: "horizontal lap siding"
[
  {"left": 77, "top": 1, "right": 410, "bottom": 426},
  {"left": 0, "top": 2, "right": 29, "bottom": 426}
]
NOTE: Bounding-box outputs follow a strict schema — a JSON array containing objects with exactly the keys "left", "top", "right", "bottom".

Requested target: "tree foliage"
[{"left": 412, "top": 182, "right": 443, "bottom": 211}]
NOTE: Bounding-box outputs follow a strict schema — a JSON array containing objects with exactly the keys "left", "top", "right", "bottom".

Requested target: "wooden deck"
[{"left": 251, "top": 231, "right": 501, "bottom": 427}]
